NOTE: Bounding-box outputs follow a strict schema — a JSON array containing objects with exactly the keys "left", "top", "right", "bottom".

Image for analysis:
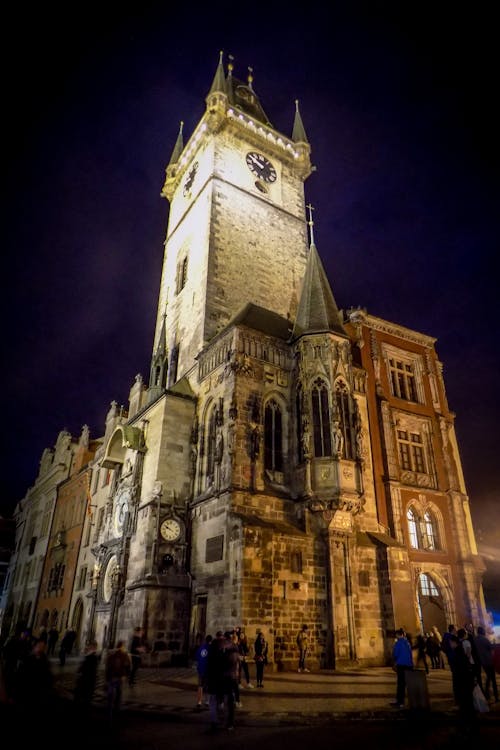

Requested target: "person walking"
[
  {"left": 254, "top": 630, "right": 268, "bottom": 687},
  {"left": 105, "top": 640, "right": 131, "bottom": 726},
  {"left": 454, "top": 628, "right": 477, "bottom": 734},
  {"left": 474, "top": 626, "right": 498, "bottom": 703},
  {"left": 128, "top": 626, "right": 146, "bottom": 686},
  {"left": 414, "top": 633, "right": 430, "bottom": 674},
  {"left": 391, "top": 628, "right": 413, "bottom": 708},
  {"left": 47, "top": 626, "right": 59, "bottom": 657},
  {"left": 206, "top": 630, "right": 226, "bottom": 732},
  {"left": 74, "top": 640, "right": 100, "bottom": 716},
  {"left": 296, "top": 624, "right": 310, "bottom": 673},
  {"left": 223, "top": 630, "right": 240, "bottom": 728},
  {"left": 195, "top": 634, "right": 212, "bottom": 708}
]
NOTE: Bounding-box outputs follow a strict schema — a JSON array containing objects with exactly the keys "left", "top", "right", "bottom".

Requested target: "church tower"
[
  {"left": 153, "top": 52, "right": 312, "bottom": 385},
  {"left": 54, "top": 52, "right": 487, "bottom": 669}
]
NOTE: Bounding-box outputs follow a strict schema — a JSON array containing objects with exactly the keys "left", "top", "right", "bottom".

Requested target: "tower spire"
[
  {"left": 292, "top": 99, "right": 309, "bottom": 143},
  {"left": 208, "top": 50, "right": 227, "bottom": 97},
  {"left": 167, "top": 121, "right": 184, "bottom": 167}
]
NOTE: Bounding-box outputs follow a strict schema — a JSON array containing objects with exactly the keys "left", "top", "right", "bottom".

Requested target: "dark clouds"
[{"left": 2, "top": 4, "right": 498, "bottom": 549}]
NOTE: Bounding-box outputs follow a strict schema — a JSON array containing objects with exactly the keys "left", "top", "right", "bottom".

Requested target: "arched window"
[
  {"left": 407, "top": 507, "right": 419, "bottom": 548},
  {"left": 335, "top": 381, "right": 355, "bottom": 459},
  {"left": 419, "top": 573, "right": 439, "bottom": 596},
  {"left": 205, "top": 406, "right": 217, "bottom": 486},
  {"left": 407, "top": 506, "right": 440, "bottom": 551},
  {"left": 423, "top": 510, "right": 438, "bottom": 550},
  {"left": 311, "top": 379, "right": 332, "bottom": 457},
  {"left": 296, "top": 388, "right": 304, "bottom": 463},
  {"left": 264, "top": 399, "right": 283, "bottom": 472}
]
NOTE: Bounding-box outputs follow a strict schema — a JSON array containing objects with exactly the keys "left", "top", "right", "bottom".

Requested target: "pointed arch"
[
  {"left": 264, "top": 395, "right": 284, "bottom": 473},
  {"left": 311, "top": 377, "right": 332, "bottom": 457},
  {"left": 334, "top": 378, "right": 356, "bottom": 459}
]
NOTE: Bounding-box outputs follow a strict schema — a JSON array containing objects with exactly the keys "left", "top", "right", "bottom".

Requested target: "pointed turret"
[
  {"left": 167, "top": 121, "right": 184, "bottom": 167},
  {"left": 207, "top": 49, "right": 227, "bottom": 97},
  {"left": 149, "top": 310, "right": 168, "bottom": 392},
  {"left": 292, "top": 100, "right": 309, "bottom": 143},
  {"left": 292, "top": 206, "right": 346, "bottom": 339}
]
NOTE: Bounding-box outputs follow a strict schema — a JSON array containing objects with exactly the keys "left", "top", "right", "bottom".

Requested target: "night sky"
[{"left": 2, "top": 1, "right": 498, "bottom": 571}]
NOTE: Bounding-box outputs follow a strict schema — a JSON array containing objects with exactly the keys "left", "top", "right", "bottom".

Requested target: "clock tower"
[{"left": 153, "top": 52, "right": 313, "bottom": 385}]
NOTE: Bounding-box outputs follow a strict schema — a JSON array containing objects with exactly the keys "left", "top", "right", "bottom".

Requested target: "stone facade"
[{"left": 0, "top": 55, "right": 489, "bottom": 669}]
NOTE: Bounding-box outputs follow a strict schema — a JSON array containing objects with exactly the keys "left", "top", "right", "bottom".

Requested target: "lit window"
[
  {"left": 311, "top": 379, "right": 332, "bottom": 457},
  {"left": 419, "top": 573, "right": 439, "bottom": 596},
  {"left": 335, "top": 381, "right": 356, "bottom": 459},
  {"left": 389, "top": 358, "right": 418, "bottom": 402},
  {"left": 397, "top": 430, "right": 426, "bottom": 474},
  {"left": 407, "top": 507, "right": 419, "bottom": 548}
]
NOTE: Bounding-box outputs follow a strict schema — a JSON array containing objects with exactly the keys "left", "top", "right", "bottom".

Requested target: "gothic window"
[
  {"left": 175, "top": 256, "right": 188, "bottom": 294},
  {"left": 311, "top": 378, "right": 332, "bottom": 457},
  {"left": 419, "top": 573, "right": 439, "bottom": 596},
  {"left": 407, "top": 507, "right": 419, "bottom": 548},
  {"left": 407, "top": 506, "right": 440, "bottom": 551},
  {"left": 335, "top": 381, "right": 356, "bottom": 459},
  {"left": 296, "top": 388, "right": 304, "bottom": 463},
  {"left": 205, "top": 405, "right": 217, "bottom": 485},
  {"left": 397, "top": 430, "right": 426, "bottom": 473},
  {"left": 168, "top": 344, "right": 179, "bottom": 386},
  {"left": 423, "top": 510, "right": 439, "bottom": 550},
  {"left": 264, "top": 399, "right": 283, "bottom": 472}
]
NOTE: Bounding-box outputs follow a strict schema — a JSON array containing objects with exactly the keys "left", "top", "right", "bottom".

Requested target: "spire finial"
[
  {"left": 248, "top": 66, "right": 254, "bottom": 89},
  {"left": 306, "top": 203, "right": 315, "bottom": 247},
  {"left": 228, "top": 54, "right": 234, "bottom": 74}
]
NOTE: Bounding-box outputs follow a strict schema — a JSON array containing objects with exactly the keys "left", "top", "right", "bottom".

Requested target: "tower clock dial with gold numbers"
[
  {"left": 245, "top": 151, "right": 277, "bottom": 183},
  {"left": 160, "top": 517, "right": 182, "bottom": 542}
]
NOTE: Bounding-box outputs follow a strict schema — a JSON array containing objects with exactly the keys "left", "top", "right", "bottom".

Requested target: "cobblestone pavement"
[{"left": 52, "top": 658, "right": 500, "bottom": 728}]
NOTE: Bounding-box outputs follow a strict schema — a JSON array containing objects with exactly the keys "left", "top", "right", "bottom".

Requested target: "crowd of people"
[
  {"left": 1, "top": 618, "right": 497, "bottom": 735},
  {"left": 392, "top": 622, "right": 498, "bottom": 735}
]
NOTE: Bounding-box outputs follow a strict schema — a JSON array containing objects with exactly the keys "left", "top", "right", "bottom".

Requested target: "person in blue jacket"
[{"left": 391, "top": 628, "right": 413, "bottom": 708}]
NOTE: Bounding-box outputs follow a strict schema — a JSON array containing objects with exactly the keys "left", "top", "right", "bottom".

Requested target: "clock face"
[
  {"left": 160, "top": 517, "right": 181, "bottom": 542},
  {"left": 114, "top": 487, "right": 131, "bottom": 536},
  {"left": 246, "top": 152, "right": 277, "bottom": 183},
  {"left": 102, "top": 555, "right": 118, "bottom": 604},
  {"left": 183, "top": 161, "right": 198, "bottom": 196}
]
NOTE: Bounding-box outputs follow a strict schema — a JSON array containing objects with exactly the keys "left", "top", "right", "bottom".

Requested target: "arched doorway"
[{"left": 417, "top": 572, "right": 447, "bottom": 635}]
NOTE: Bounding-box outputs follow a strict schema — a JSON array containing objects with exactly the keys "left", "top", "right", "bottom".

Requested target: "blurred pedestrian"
[
  {"left": 47, "top": 626, "right": 59, "bottom": 656},
  {"left": 296, "top": 624, "right": 310, "bottom": 673},
  {"left": 74, "top": 640, "right": 100, "bottom": 716},
  {"left": 206, "top": 630, "right": 226, "bottom": 732},
  {"left": 254, "top": 630, "right": 268, "bottom": 687},
  {"left": 475, "top": 626, "right": 498, "bottom": 703},
  {"left": 454, "top": 628, "right": 478, "bottom": 734},
  {"left": 105, "top": 640, "right": 131, "bottom": 726},
  {"left": 414, "top": 633, "right": 429, "bottom": 674},
  {"left": 128, "top": 626, "right": 147, "bottom": 686}
]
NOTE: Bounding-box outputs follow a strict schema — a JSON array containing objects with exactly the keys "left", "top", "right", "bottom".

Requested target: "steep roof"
[{"left": 292, "top": 242, "right": 347, "bottom": 339}]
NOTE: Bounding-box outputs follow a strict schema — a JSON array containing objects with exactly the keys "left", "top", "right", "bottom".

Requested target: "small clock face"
[
  {"left": 160, "top": 518, "right": 181, "bottom": 542},
  {"left": 183, "top": 161, "right": 198, "bottom": 196},
  {"left": 246, "top": 152, "right": 277, "bottom": 183}
]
